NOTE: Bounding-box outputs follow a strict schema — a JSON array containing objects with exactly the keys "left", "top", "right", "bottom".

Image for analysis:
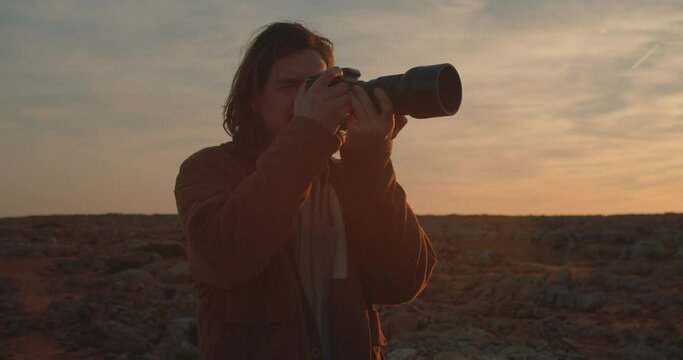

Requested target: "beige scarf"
[{"left": 294, "top": 169, "right": 348, "bottom": 356}]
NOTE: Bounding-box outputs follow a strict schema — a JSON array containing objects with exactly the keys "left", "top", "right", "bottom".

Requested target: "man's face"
[{"left": 253, "top": 49, "right": 327, "bottom": 140}]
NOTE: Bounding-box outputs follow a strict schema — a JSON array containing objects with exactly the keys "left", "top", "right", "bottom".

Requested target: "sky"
[{"left": 1, "top": 0, "right": 682, "bottom": 217}]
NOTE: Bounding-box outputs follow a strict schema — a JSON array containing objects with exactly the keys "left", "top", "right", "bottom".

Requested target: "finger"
[
  {"left": 391, "top": 114, "right": 408, "bottom": 139},
  {"left": 309, "top": 66, "right": 343, "bottom": 93},
  {"left": 352, "top": 85, "right": 375, "bottom": 117},
  {"left": 373, "top": 87, "right": 394, "bottom": 116},
  {"left": 350, "top": 89, "right": 368, "bottom": 122},
  {"left": 329, "top": 94, "right": 352, "bottom": 113},
  {"left": 344, "top": 113, "right": 360, "bottom": 132},
  {"left": 344, "top": 113, "right": 357, "bottom": 124},
  {"left": 321, "top": 81, "right": 350, "bottom": 99}
]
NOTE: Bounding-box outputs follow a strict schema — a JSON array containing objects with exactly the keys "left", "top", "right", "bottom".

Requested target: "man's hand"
[
  {"left": 294, "top": 66, "right": 350, "bottom": 135},
  {"left": 343, "top": 85, "right": 407, "bottom": 150}
]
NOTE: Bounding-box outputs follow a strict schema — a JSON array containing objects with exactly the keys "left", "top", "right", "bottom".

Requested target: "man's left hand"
[{"left": 342, "top": 85, "right": 407, "bottom": 150}]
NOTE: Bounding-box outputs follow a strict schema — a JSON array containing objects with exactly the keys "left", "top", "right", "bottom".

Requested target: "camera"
[{"left": 305, "top": 63, "right": 462, "bottom": 119}]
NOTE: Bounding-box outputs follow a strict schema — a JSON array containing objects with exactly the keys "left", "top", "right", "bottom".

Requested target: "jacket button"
[{"left": 311, "top": 347, "right": 320, "bottom": 358}]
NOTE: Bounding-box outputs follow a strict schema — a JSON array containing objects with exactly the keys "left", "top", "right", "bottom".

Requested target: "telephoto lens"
[{"left": 305, "top": 63, "right": 462, "bottom": 119}]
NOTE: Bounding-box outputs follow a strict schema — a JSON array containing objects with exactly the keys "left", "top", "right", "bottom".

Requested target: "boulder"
[
  {"left": 386, "top": 348, "right": 418, "bottom": 360},
  {"left": 111, "top": 269, "right": 155, "bottom": 293},
  {"left": 102, "top": 320, "right": 148, "bottom": 354}
]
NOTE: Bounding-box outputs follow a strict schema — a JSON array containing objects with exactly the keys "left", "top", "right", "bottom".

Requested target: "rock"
[
  {"left": 526, "top": 337, "right": 549, "bottom": 349},
  {"left": 515, "top": 283, "right": 541, "bottom": 303},
  {"left": 2, "top": 316, "right": 37, "bottom": 337},
  {"left": 433, "top": 310, "right": 462, "bottom": 325},
  {"left": 65, "top": 273, "right": 105, "bottom": 292},
  {"left": 111, "top": 269, "right": 155, "bottom": 293},
  {"left": 598, "top": 274, "right": 648, "bottom": 291},
  {"left": 433, "top": 351, "right": 465, "bottom": 360},
  {"left": 634, "top": 293, "right": 672, "bottom": 311},
  {"left": 385, "top": 312, "right": 420, "bottom": 338},
  {"left": 473, "top": 274, "right": 524, "bottom": 300},
  {"left": 550, "top": 268, "right": 572, "bottom": 284},
  {"left": 386, "top": 348, "right": 418, "bottom": 360},
  {"left": 617, "top": 343, "right": 666, "bottom": 360},
  {"left": 622, "top": 239, "right": 669, "bottom": 259},
  {"left": 154, "top": 317, "right": 198, "bottom": 359},
  {"left": 488, "top": 318, "right": 516, "bottom": 336},
  {"left": 41, "top": 242, "right": 78, "bottom": 257},
  {"left": 443, "top": 327, "right": 495, "bottom": 342},
  {"left": 474, "top": 355, "right": 507, "bottom": 360},
  {"left": 512, "top": 303, "right": 540, "bottom": 319},
  {"left": 537, "top": 284, "right": 576, "bottom": 309},
  {"left": 619, "top": 304, "right": 643, "bottom": 317},
  {"left": 56, "top": 255, "right": 106, "bottom": 274},
  {"left": 80, "top": 319, "right": 110, "bottom": 348},
  {"left": 538, "top": 316, "right": 571, "bottom": 339},
  {"left": 495, "top": 277, "right": 521, "bottom": 299},
  {"left": 0, "top": 277, "right": 19, "bottom": 307},
  {"left": 462, "top": 250, "right": 501, "bottom": 267},
  {"left": 651, "top": 262, "right": 682, "bottom": 280},
  {"left": 125, "top": 239, "right": 149, "bottom": 249},
  {"left": 172, "top": 351, "right": 198, "bottom": 360},
  {"left": 174, "top": 292, "right": 198, "bottom": 313},
  {"left": 500, "top": 344, "right": 535, "bottom": 360},
  {"left": 106, "top": 251, "right": 161, "bottom": 274},
  {"left": 43, "top": 299, "right": 90, "bottom": 329},
  {"left": 4, "top": 213, "right": 683, "bottom": 360},
  {"left": 0, "top": 239, "right": 32, "bottom": 256},
  {"left": 583, "top": 243, "right": 612, "bottom": 260},
  {"left": 577, "top": 291, "right": 605, "bottom": 312},
  {"left": 672, "top": 292, "right": 683, "bottom": 305},
  {"left": 554, "top": 289, "right": 577, "bottom": 309},
  {"left": 583, "top": 327, "right": 619, "bottom": 345},
  {"left": 662, "top": 337, "right": 683, "bottom": 359},
  {"left": 165, "top": 317, "right": 198, "bottom": 346},
  {"left": 158, "top": 262, "right": 192, "bottom": 284},
  {"left": 549, "top": 232, "right": 570, "bottom": 249},
  {"left": 128, "top": 241, "right": 186, "bottom": 258},
  {"left": 659, "top": 305, "right": 679, "bottom": 319},
  {"left": 619, "top": 328, "right": 638, "bottom": 346},
  {"left": 135, "top": 354, "right": 163, "bottom": 360},
  {"left": 103, "top": 321, "right": 148, "bottom": 354}
]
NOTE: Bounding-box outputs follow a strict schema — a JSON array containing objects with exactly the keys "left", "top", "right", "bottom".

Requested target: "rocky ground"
[{"left": 0, "top": 214, "right": 681, "bottom": 359}]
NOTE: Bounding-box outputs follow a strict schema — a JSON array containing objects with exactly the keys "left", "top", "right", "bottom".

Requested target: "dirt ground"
[{"left": 1, "top": 214, "right": 681, "bottom": 359}]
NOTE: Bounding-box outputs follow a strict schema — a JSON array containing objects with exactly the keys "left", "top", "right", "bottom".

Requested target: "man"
[{"left": 174, "top": 21, "right": 437, "bottom": 360}]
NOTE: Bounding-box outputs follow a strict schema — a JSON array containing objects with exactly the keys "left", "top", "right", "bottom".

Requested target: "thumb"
[
  {"left": 391, "top": 114, "right": 408, "bottom": 139},
  {"left": 344, "top": 114, "right": 360, "bottom": 132}
]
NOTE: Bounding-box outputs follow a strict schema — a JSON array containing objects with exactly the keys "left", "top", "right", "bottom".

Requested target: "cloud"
[{"left": 1, "top": 0, "right": 682, "bottom": 216}]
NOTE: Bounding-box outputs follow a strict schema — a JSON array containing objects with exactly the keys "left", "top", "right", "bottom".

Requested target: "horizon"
[
  {"left": 2, "top": 211, "right": 682, "bottom": 221},
  {"left": 2, "top": 1, "right": 682, "bottom": 217}
]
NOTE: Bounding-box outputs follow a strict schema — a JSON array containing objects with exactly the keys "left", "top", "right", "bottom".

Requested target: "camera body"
[
  {"left": 305, "top": 68, "right": 383, "bottom": 113},
  {"left": 305, "top": 63, "right": 462, "bottom": 119}
]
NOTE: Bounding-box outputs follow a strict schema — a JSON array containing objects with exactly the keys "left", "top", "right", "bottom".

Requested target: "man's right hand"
[{"left": 293, "top": 66, "right": 351, "bottom": 135}]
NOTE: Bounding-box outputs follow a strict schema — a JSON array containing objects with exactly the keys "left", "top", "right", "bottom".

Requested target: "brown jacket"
[{"left": 174, "top": 116, "right": 437, "bottom": 360}]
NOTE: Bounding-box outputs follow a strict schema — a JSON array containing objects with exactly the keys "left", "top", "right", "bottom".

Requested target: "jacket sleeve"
[
  {"left": 174, "top": 116, "right": 341, "bottom": 290},
  {"left": 339, "top": 134, "right": 437, "bottom": 305}
]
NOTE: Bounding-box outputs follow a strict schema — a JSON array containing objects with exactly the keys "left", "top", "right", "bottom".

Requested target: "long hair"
[{"left": 222, "top": 21, "right": 335, "bottom": 145}]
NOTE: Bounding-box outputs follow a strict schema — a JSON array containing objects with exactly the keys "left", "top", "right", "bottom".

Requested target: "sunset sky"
[{"left": 2, "top": 0, "right": 682, "bottom": 217}]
